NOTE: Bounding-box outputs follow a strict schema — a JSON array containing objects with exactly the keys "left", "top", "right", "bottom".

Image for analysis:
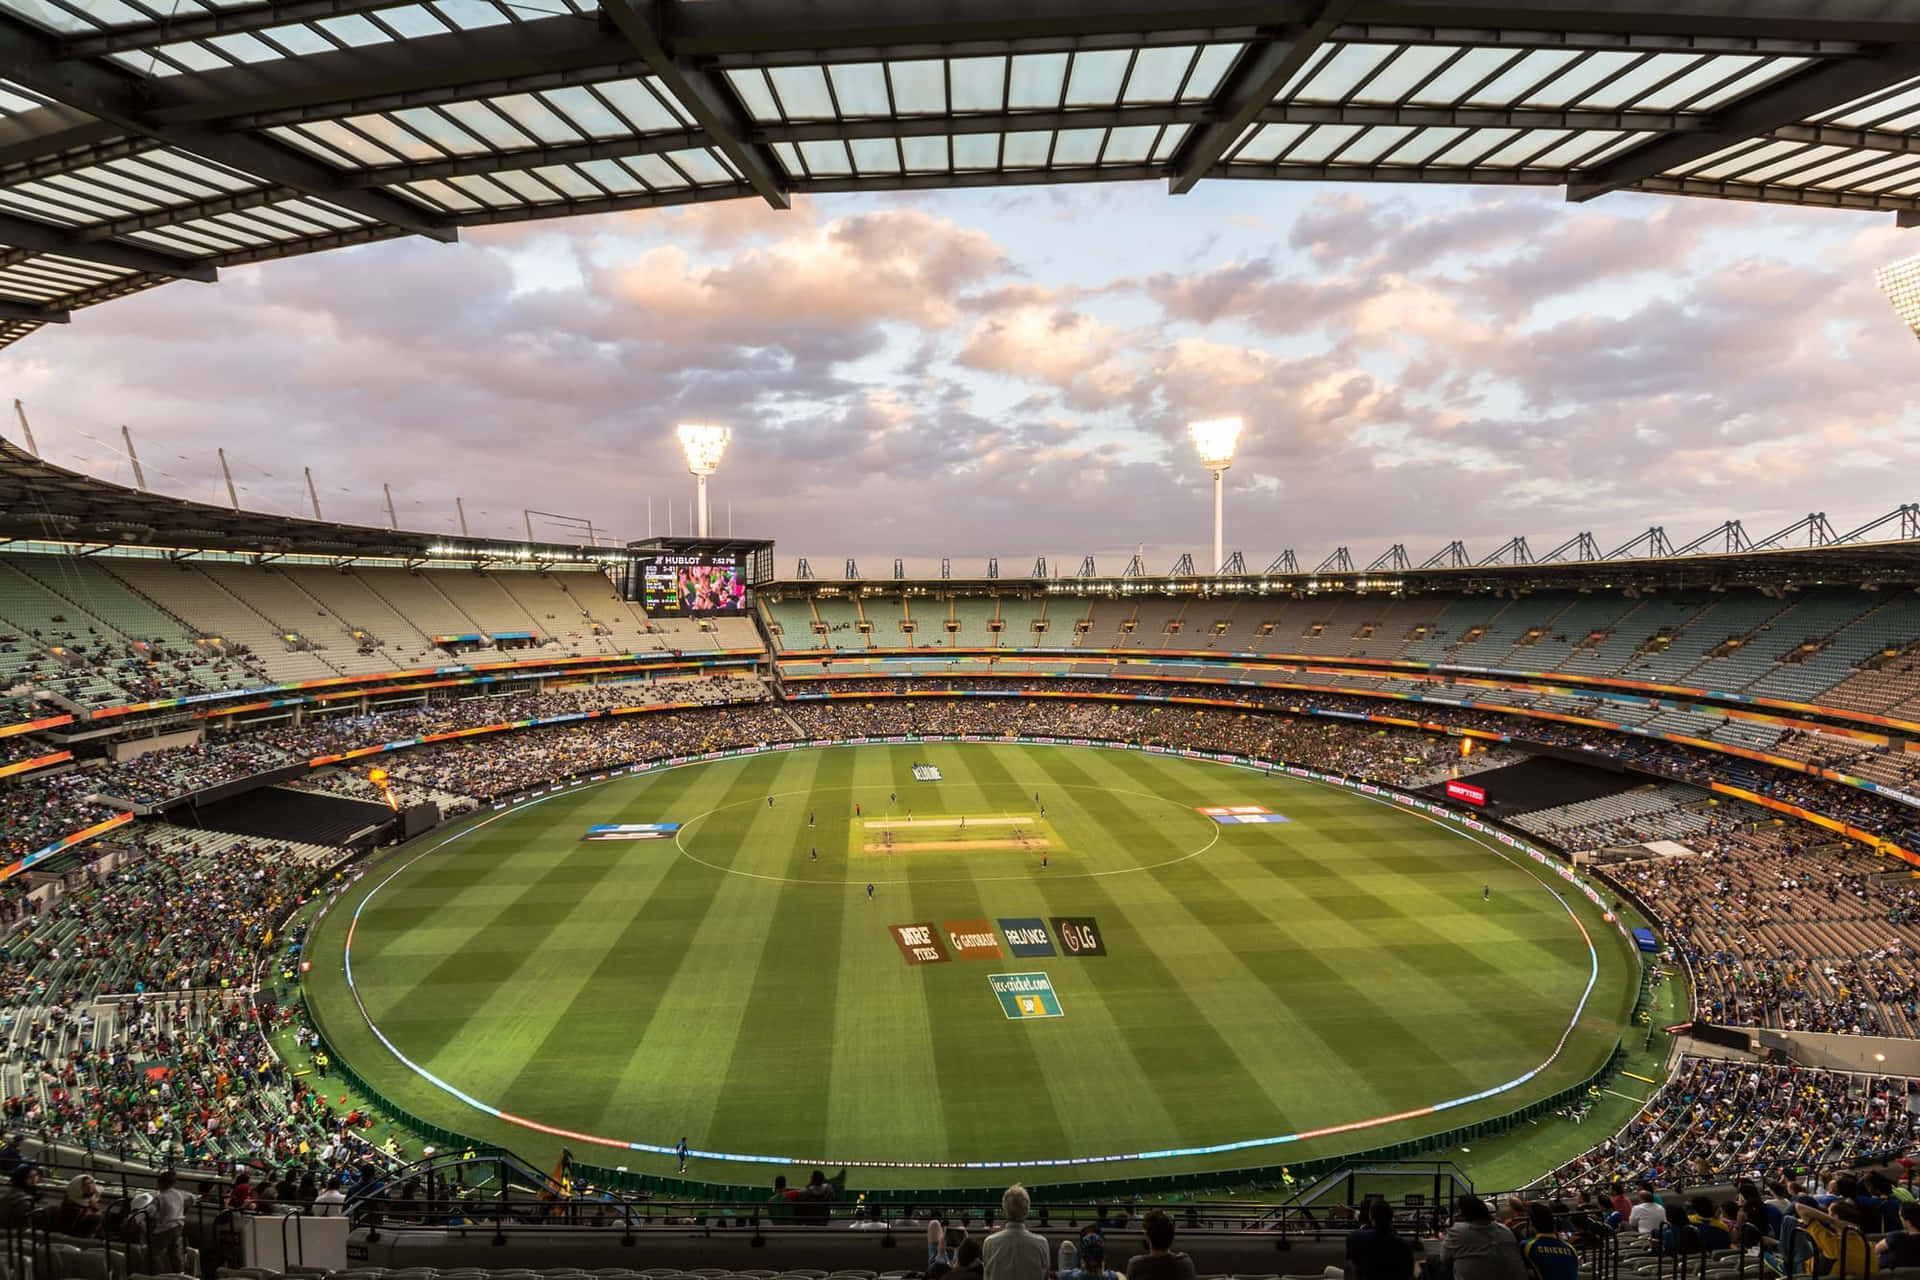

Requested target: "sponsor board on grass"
[
  {"left": 998, "top": 917, "right": 1056, "bottom": 957},
  {"left": 942, "top": 918, "right": 1003, "bottom": 960},
  {"left": 989, "top": 972, "right": 1064, "bottom": 1020},
  {"left": 1197, "top": 805, "right": 1289, "bottom": 825},
  {"left": 889, "top": 922, "right": 949, "bottom": 965},
  {"left": 1050, "top": 916, "right": 1107, "bottom": 957},
  {"left": 583, "top": 823, "right": 681, "bottom": 841}
]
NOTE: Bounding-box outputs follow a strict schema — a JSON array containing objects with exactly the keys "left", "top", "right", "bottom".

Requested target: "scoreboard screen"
[{"left": 638, "top": 552, "right": 750, "bottom": 615}]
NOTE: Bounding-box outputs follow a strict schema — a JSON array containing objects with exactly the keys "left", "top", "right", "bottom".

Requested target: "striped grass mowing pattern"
[{"left": 306, "top": 742, "right": 1636, "bottom": 1188}]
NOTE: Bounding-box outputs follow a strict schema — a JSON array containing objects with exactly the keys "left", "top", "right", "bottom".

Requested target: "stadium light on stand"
[
  {"left": 676, "top": 423, "right": 731, "bottom": 539},
  {"left": 1188, "top": 416, "right": 1243, "bottom": 575}
]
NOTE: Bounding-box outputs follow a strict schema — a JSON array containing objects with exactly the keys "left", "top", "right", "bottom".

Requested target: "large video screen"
[{"left": 639, "top": 552, "right": 750, "bottom": 615}]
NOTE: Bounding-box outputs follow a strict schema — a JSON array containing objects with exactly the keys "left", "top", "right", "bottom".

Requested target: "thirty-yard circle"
[{"left": 303, "top": 741, "right": 1637, "bottom": 1187}]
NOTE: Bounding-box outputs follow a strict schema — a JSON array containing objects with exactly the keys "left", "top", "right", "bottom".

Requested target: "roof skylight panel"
[
  {"left": 1227, "top": 122, "right": 1305, "bottom": 164},
  {"left": 951, "top": 133, "right": 996, "bottom": 169},
  {"left": 797, "top": 138, "right": 853, "bottom": 175},
  {"left": 1730, "top": 143, "right": 1851, "bottom": 186},
  {"left": 1687, "top": 57, "right": 1808, "bottom": 111},
  {"left": 437, "top": 98, "right": 536, "bottom": 148},
  {"left": 599, "top": 79, "right": 691, "bottom": 132},
  {"left": 1296, "top": 43, "right": 1393, "bottom": 102},
  {"left": 1386, "top": 125, "right": 1470, "bottom": 164},
  {"left": 310, "top": 12, "right": 395, "bottom": 47},
  {"left": 489, "top": 93, "right": 582, "bottom": 145},
  {"left": 1526, "top": 130, "right": 1627, "bottom": 168},
  {"left": 1796, "top": 151, "right": 1914, "bottom": 190},
  {"left": 1102, "top": 124, "right": 1157, "bottom": 163},
  {"left": 571, "top": 157, "right": 643, "bottom": 193},
  {"left": 847, "top": 137, "right": 901, "bottom": 173},
  {"left": 1578, "top": 52, "right": 1715, "bottom": 109},
  {"left": 1007, "top": 53, "right": 1068, "bottom": 110},
  {"left": 828, "top": 64, "right": 893, "bottom": 118},
  {"left": 723, "top": 69, "right": 781, "bottom": 122},
  {"left": 1458, "top": 48, "right": 1581, "bottom": 106},
  {"left": 1123, "top": 45, "right": 1199, "bottom": 104},
  {"left": 1406, "top": 46, "right": 1526, "bottom": 105},
  {"left": 621, "top": 153, "right": 688, "bottom": 188},
  {"left": 421, "top": 0, "right": 513, "bottom": 31},
  {"left": 1682, "top": 137, "right": 1793, "bottom": 179},
  {"left": 1283, "top": 123, "right": 1364, "bottom": 163},
  {"left": 949, "top": 56, "right": 1006, "bottom": 113},
  {"left": 0, "top": 185, "right": 122, "bottom": 223},
  {"left": 768, "top": 65, "right": 836, "bottom": 120},
  {"left": 767, "top": 139, "right": 803, "bottom": 175},
  {"left": 337, "top": 112, "right": 448, "bottom": 161},
  {"left": 1064, "top": 48, "right": 1131, "bottom": 106},
  {"left": 481, "top": 168, "right": 563, "bottom": 202},
  {"left": 665, "top": 147, "right": 733, "bottom": 185},
  {"left": 524, "top": 163, "right": 603, "bottom": 198},
  {"left": 1002, "top": 130, "right": 1051, "bottom": 167},
  {"left": 1151, "top": 124, "right": 1189, "bottom": 160},
  {"left": 1817, "top": 77, "right": 1920, "bottom": 128},
  {"left": 1345, "top": 44, "right": 1454, "bottom": 104},
  {"left": 280, "top": 118, "right": 408, "bottom": 165},
  {"left": 395, "top": 178, "right": 482, "bottom": 212},
  {"left": 1631, "top": 54, "right": 1760, "bottom": 110},
  {"left": 1474, "top": 128, "right": 1569, "bottom": 167},
  {"left": 1510, "top": 49, "right": 1637, "bottom": 107},
  {"left": 1183, "top": 43, "right": 1243, "bottom": 99},
  {"left": 887, "top": 59, "right": 946, "bottom": 114},
  {"left": 1333, "top": 124, "right": 1416, "bottom": 164},
  {"left": 901, "top": 135, "right": 946, "bottom": 171}
]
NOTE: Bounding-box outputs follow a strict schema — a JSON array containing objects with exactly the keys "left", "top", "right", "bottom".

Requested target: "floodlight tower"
[
  {"left": 1188, "top": 417, "right": 1244, "bottom": 575},
  {"left": 676, "top": 423, "right": 730, "bottom": 538}
]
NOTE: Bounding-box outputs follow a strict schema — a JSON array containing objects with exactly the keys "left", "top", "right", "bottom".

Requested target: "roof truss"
[{"left": 1, "top": 0, "right": 1918, "bottom": 346}]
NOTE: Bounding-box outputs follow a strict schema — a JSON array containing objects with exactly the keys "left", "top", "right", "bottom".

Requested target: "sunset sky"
[{"left": 8, "top": 178, "right": 1919, "bottom": 575}]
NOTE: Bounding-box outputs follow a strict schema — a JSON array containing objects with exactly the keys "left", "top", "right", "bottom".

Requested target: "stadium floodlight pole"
[
  {"left": 1187, "top": 417, "right": 1244, "bottom": 575},
  {"left": 676, "top": 423, "right": 731, "bottom": 538}
]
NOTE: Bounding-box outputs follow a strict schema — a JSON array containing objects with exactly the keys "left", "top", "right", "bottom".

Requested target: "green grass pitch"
[{"left": 303, "top": 742, "right": 1637, "bottom": 1188}]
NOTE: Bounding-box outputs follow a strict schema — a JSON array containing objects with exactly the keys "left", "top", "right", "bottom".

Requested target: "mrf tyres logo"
[
  {"left": 1050, "top": 916, "right": 1107, "bottom": 957},
  {"left": 888, "top": 922, "right": 950, "bottom": 965}
]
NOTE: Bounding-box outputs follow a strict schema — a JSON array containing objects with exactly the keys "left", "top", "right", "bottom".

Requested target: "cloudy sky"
[{"left": 8, "top": 178, "right": 1920, "bottom": 575}]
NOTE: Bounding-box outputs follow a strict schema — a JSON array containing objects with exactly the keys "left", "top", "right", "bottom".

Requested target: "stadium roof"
[
  {"left": 0, "top": 433, "right": 612, "bottom": 561},
  {"left": 1, "top": 1, "right": 1919, "bottom": 346},
  {"left": 7, "top": 427, "right": 1918, "bottom": 590}
]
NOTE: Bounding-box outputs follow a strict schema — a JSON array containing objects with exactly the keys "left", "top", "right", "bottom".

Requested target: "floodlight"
[
  {"left": 1187, "top": 417, "right": 1243, "bottom": 472},
  {"left": 1875, "top": 257, "right": 1920, "bottom": 341},
  {"left": 677, "top": 423, "right": 731, "bottom": 476},
  {"left": 1188, "top": 417, "right": 1246, "bottom": 575},
  {"left": 676, "top": 423, "right": 730, "bottom": 538}
]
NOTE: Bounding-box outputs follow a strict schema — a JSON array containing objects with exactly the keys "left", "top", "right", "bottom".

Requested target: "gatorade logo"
[{"left": 942, "top": 917, "right": 1003, "bottom": 960}]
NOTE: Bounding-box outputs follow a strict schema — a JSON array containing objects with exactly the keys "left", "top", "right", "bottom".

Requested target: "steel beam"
[
  {"left": 1170, "top": 0, "right": 1358, "bottom": 194},
  {"left": 0, "top": 11, "right": 456, "bottom": 242},
  {"left": 663, "top": 0, "right": 1920, "bottom": 58},
  {"left": 153, "top": 18, "right": 644, "bottom": 129},
  {"left": 0, "top": 296, "right": 68, "bottom": 324},
  {"left": 1629, "top": 174, "right": 1920, "bottom": 214},
  {"left": 0, "top": 105, "right": 123, "bottom": 170},
  {"left": 1567, "top": 43, "right": 1920, "bottom": 202},
  {"left": 599, "top": 0, "right": 790, "bottom": 209},
  {"left": 66, "top": 0, "right": 425, "bottom": 57},
  {"left": 0, "top": 210, "right": 215, "bottom": 282}
]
